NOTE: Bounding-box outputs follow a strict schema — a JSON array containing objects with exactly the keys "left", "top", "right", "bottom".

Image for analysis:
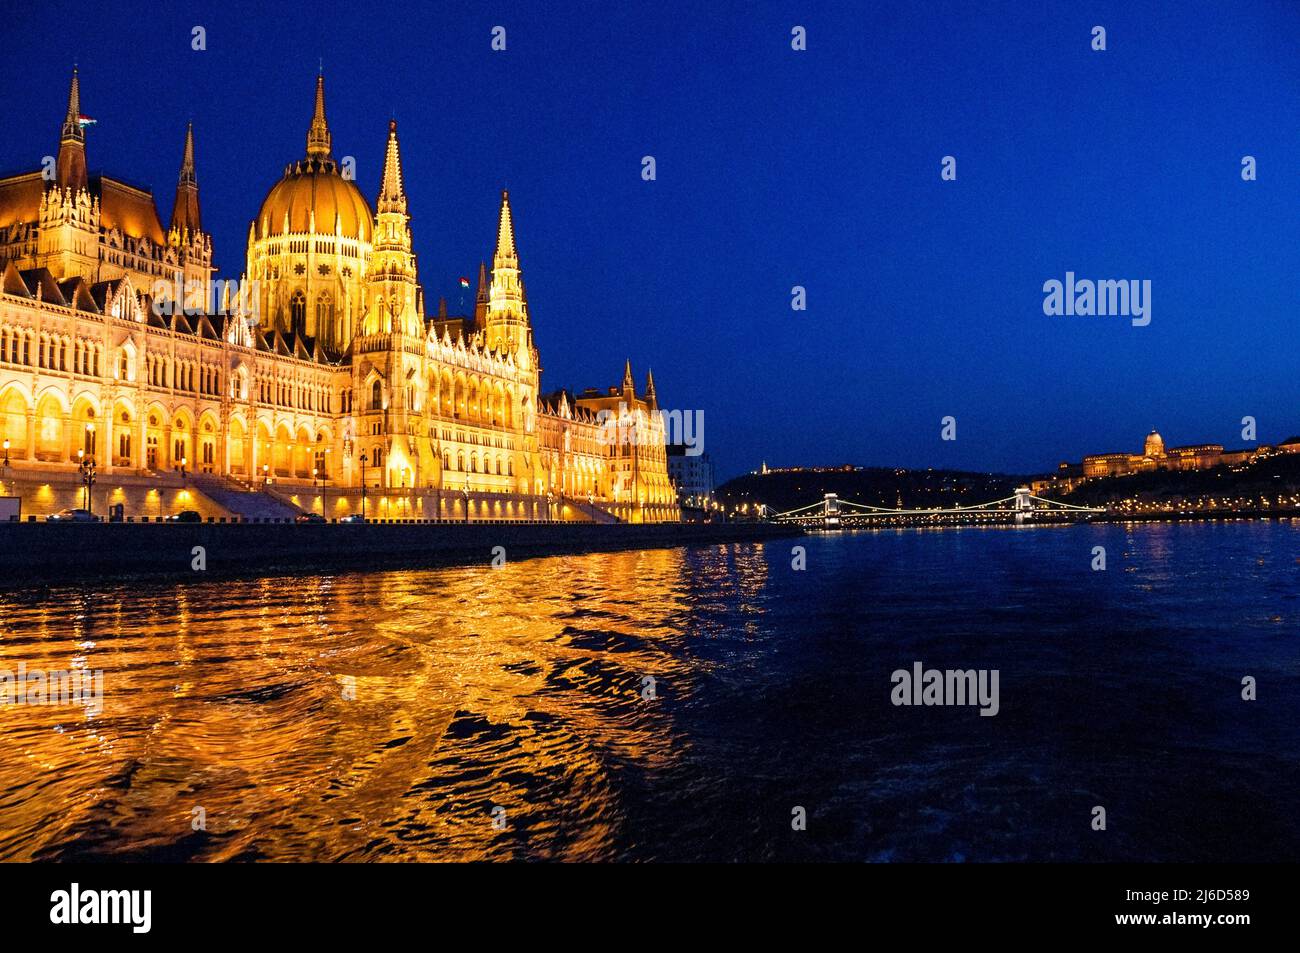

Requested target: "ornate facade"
[
  {"left": 1029, "top": 428, "right": 1300, "bottom": 495},
  {"left": 0, "top": 70, "right": 679, "bottom": 522},
  {"left": 1081, "top": 430, "right": 1227, "bottom": 478}
]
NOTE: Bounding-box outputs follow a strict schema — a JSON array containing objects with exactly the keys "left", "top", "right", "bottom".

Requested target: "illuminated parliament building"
[{"left": 0, "top": 70, "right": 678, "bottom": 523}]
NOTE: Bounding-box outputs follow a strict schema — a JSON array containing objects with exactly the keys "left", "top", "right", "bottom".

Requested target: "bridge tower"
[
  {"left": 1014, "top": 486, "right": 1032, "bottom": 522},
  {"left": 824, "top": 493, "right": 841, "bottom": 529}
]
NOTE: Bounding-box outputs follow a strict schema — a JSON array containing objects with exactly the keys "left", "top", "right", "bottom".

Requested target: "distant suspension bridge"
[{"left": 770, "top": 487, "right": 1105, "bottom": 528}]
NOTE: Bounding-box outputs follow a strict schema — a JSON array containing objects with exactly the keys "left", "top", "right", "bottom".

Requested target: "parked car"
[
  {"left": 295, "top": 513, "right": 326, "bottom": 523},
  {"left": 170, "top": 510, "right": 203, "bottom": 523},
  {"left": 339, "top": 514, "right": 367, "bottom": 523},
  {"left": 47, "top": 508, "right": 97, "bottom": 523}
]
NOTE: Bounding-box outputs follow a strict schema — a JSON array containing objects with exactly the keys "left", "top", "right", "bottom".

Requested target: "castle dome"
[{"left": 1144, "top": 430, "right": 1165, "bottom": 457}]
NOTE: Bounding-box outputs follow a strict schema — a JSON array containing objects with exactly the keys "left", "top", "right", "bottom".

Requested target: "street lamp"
[
  {"left": 322, "top": 448, "right": 332, "bottom": 513},
  {"left": 262, "top": 462, "right": 270, "bottom": 486},
  {"left": 463, "top": 477, "right": 470, "bottom": 524},
  {"left": 78, "top": 452, "right": 96, "bottom": 516},
  {"left": 360, "top": 452, "right": 368, "bottom": 520},
  {"left": 1, "top": 438, "right": 8, "bottom": 493},
  {"left": 176, "top": 456, "right": 187, "bottom": 487}
]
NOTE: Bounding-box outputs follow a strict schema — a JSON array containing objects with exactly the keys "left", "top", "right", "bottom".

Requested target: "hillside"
[
  {"left": 1061, "top": 453, "right": 1300, "bottom": 507},
  {"left": 715, "top": 467, "right": 1025, "bottom": 514}
]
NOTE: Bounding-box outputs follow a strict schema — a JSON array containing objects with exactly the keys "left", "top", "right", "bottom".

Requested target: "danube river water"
[{"left": 1, "top": 522, "right": 1297, "bottom": 862}]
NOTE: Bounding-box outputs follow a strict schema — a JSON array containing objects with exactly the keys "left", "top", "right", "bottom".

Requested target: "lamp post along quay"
[
  {"left": 78, "top": 451, "right": 96, "bottom": 517},
  {"left": 360, "top": 452, "right": 369, "bottom": 521}
]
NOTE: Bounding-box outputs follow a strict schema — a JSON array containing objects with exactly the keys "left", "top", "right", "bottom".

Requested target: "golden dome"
[
  {"left": 1144, "top": 430, "right": 1165, "bottom": 458},
  {"left": 257, "top": 158, "right": 372, "bottom": 243},
  {"left": 255, "top": 76, "right": 372, "bottom": 244}
]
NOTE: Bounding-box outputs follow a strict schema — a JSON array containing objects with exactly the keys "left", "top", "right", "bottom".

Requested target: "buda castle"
[
  {"left": 0, "top": 70, "right": 678, "bottom": 523},
  {"left": 1030, "top": 427, "right": 1300, "bottom": 497}
]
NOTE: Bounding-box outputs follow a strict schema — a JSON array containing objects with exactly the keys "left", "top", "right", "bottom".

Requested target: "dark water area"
[{"left": 1, "top": 522, "right": 1297, "bottom": 862}]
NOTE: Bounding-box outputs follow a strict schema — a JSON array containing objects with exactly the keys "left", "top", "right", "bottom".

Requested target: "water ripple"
[{"left": 0, "top": 526, "right": 1297, "bottom": 860}]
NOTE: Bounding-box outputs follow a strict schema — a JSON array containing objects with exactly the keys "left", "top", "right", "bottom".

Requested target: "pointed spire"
[
  {"left": 494, "top": 189, "right": 517, "bottom": 261},
  {"left": 376, "top": 119, "right": 406, "bottom": 214},
  {"left": 169, "top": 122, "right": 202, "bottom": 237},
  {"left": 486, "top": 190, "right": 529, "bottom": 357},
  {"left": 56, "top": 66, "right": 88, "bottom": 192},
  {"left": 365, "top": 118, "right": 419, "bottom": 342},
  {"left": 474, "top": 259, "right": 489, "bottom": 329},
  {"left": 437, "top": 296, "right": 447, "bottom": 318},
  {"left": 178, "top": 121, "right": 196, "bottom": 185},
  {"left": 622, "top": 359, "right": 635, "bottom": 396},
  {"left": 645, "top": 367, "right": 657, "bottom": 408},
  {"left": 306, "top": 73, "right": 332, "bottom": 159},
  {"left": 62, "top": 66, "right": 83, "bottom": 141}
]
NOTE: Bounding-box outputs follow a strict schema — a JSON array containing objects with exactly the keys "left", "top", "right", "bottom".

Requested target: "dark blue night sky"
[{"left": 4, "top": 0, "right": 1300, "bottom": 479}]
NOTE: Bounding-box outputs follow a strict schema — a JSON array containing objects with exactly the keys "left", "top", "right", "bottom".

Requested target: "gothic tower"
[
  {"left": 354, "top": 120, "right": 422, "bottom": 488},
  {"left": 364, "top": 120, "right": 420, "bottom": 339},
  {"left": 55, "top": 66, "right": 88, "bottom": 193},
  {"left": 169, "top": 122, "right": 201, "bottom": 237},
  {"left": 473, "top": 259, "right": 489, "bottom": 332},
  {"left": 38, "top": 67, "right": 99, "bottom": 281},
  {"left": 622, "top": 358, "right": 635, "bottom": 401},
  {"left": 167, "top": 122, "right": 213, "bottom": 311},
  {"left": 486, "top": 190, "right": 534, "bottom": 367}
]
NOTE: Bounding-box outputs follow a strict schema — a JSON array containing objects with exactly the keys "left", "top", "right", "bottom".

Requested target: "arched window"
[
  {"left": 83, "top": 411, "right": 96, "bottom": 456},
  {"left": 117, "top": 412, "right": 132, "bottom": 463},
  {"left": 371, "top": 380, "right": 383, "bottom": 410},
  {"left": 316, "top": 293, "right": 332, "bottom": 335},
  {"left": 290, "top": 291, "right": 306, "bottom": 332}
]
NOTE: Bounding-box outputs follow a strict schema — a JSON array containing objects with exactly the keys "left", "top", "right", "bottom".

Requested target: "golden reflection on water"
[{"left": 0, "top": 544, "right": 772, "bottom": 861}]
